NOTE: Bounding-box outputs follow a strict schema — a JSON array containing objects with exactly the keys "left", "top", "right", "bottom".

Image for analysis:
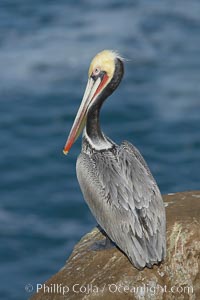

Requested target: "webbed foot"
[{"left": 90, "top": 236, "right": 116, "bottom": 251}]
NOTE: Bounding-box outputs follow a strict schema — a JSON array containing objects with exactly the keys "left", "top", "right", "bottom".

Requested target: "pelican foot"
[{"left": 90, "top": 236, "right": 116, "bottom": 251}]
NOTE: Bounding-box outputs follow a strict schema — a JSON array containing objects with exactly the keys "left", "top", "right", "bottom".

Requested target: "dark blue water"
[{"left": 0, "top": 1, "right": 200, "bottom": 299}]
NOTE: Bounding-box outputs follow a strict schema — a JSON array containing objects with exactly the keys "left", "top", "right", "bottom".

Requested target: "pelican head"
[{"left": 63, "top": 50, "right": 124, "bottom": 154}]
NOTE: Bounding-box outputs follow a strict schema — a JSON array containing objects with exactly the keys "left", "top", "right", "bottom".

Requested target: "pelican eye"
[{"left": 93, "top": 67, "right": 101, "bottom": 76}]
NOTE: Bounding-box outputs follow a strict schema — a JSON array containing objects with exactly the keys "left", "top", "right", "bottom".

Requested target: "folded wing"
[{"left": 76, "top": 141, "right": 166, "bottom": 269}]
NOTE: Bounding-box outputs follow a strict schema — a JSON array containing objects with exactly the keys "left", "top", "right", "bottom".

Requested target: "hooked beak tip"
[{"left": 63, "top": 149, "right": 69, "bottom": 155}]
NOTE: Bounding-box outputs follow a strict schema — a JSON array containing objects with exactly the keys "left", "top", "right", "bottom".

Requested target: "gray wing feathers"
[{"left": 76, "top": 141, "right": 166, "bottom": 269}]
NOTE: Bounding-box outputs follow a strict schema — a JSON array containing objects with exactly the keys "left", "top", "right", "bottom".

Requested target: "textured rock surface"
[{"left": 30, "top": 191, "right": 200, "bottom": 300}]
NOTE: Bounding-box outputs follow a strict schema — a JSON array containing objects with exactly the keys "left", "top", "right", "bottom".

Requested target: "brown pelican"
[{"left": 63, "top": 50, "right": 166, "bottom": 270}]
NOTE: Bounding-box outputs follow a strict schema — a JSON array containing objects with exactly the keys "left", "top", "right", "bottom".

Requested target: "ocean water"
[{"left": 0, "top": 1, "right": 200, "bottom": 299}]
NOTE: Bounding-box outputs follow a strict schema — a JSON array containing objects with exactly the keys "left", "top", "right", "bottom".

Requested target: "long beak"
[{"left": 63, "top": 76, "right": 103, "bottom": 155}]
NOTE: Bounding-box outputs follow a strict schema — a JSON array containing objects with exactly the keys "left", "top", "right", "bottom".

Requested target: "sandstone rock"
[{"left": 30, "top": 191, "right": 200, "bottom": 300}]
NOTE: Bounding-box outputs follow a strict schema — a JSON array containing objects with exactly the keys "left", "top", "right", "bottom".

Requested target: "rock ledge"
[{"left": 31, "top": 191, "right": 200, "bottom": 300}]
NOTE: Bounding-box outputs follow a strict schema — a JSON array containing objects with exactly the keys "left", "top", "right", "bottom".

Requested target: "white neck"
[{"left": 83, "top": 128, "right": 113, "bottom": 151}]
